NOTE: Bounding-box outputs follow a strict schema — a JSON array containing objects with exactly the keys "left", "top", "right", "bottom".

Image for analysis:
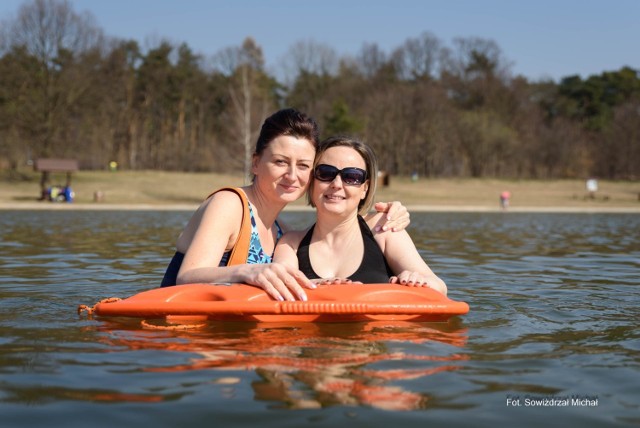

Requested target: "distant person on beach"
[
  {"left": 160, "top": 108, "right": 410, "bottom": 301},
  {"left": 500, "top": 191, "right": 511, "bottom": 210},
  {"left": 586, "top": 178, "right": 598, "bottom": 199},
  {"left": 273, "top": 136, "right": 447, "bottom": 295}
]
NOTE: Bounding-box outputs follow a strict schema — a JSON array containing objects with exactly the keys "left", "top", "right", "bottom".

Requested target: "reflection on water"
[
  {"left": 0, "top": 210, "right": 639, "bottom": 427},
  {"left": 95, "top": 320, "right": 467, "bottom": 411}
]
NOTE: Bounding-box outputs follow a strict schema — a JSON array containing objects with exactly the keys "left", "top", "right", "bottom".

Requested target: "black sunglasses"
[{"left": 314, "top": 164, "right": 368, "bottom": 186}]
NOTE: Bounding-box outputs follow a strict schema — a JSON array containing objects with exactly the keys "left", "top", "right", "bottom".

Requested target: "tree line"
[{"left": 1, "top": 0, "right": 638, "bottom": 180}]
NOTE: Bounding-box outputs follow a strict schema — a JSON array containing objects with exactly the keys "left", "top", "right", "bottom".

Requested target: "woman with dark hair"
[
  {"left": 274, "top": 136, "right": 447, "bottom": 295},
  {"left": 160, "top": 109, "right": 410, "bottom": 302}
]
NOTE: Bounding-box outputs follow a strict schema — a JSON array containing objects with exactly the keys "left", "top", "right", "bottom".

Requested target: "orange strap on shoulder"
[{"left": 207, "top": 187, "right": 251, "bottom": 266}]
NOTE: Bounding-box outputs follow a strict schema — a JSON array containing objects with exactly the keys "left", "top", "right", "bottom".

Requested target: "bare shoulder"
[
  {"left": 372, "top": 226, "right": 411, "bottom": 253},
  {"left": 176, "top": 189, "right": 244, "bottom": 252},
  {"left": 206, "top": 188, "right": 244, "bottom": 207},
  {"left": 200, "top": 188, "right": 245, "bottom": 220},
  {"left": 279, "top": 229, "right": 308, "bottom": 249}
]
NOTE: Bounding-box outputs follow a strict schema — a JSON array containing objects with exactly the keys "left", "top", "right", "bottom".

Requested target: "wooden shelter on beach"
[{"left": 34, "top": 158, "right": 79, "bottom": 201}]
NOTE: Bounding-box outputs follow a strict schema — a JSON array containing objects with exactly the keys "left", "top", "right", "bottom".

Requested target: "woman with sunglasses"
[
  {"left": 273, "top": 136, "right": 447, "bottom": 295},
  {"left": 160, "top": 109, "right": 410, "bottom": 302}
]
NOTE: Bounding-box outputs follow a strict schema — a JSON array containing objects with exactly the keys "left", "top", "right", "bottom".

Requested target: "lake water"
[{"left": 0, "top": 210, "right": 638, "bottom": 427}]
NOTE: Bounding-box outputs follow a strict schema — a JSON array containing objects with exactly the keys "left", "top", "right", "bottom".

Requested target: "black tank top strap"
[
  {"left": 296, "top": 225, "right": 319, "bottom": 279},
  {"left": 350, "top": 216, "right": 394, "bottom": 283}
]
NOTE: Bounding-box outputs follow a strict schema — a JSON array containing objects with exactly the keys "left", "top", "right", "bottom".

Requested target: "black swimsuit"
[{"left": 296, "top": 216, "right": 394, "bottom": 283}]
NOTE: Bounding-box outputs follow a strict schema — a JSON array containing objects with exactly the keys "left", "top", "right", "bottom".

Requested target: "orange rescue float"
[{"left": 94, "top": 283, "right": 469, "bottom": 323}]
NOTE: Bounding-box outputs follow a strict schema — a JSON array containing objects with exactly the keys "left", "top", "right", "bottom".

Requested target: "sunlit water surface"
[{"left": 0, "top": 210, "right": 638, "bottom": 427}]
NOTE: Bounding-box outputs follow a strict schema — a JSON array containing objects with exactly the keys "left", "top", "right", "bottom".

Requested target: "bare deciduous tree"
[
  {"left": 356, "top": 42, "right": 387, "bottom": 78},
  {"left": 281, "top": 39, "right": 338, "bottom": 82},
  {"left": 5, "top": 0, "right": 104, "bottom": 158},
  {"left": 391, "top": 32, "right": 443, "bottom": 81},
  {"left": 215, "top": 37, "right": 275, "bottom": 182}
]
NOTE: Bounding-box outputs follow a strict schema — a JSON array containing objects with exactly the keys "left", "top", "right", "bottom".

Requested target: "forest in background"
[{"left": 0, "top": 0, "right": 639, "bottom": 180}]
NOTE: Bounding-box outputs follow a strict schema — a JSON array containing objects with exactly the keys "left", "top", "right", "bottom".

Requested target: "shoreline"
[{"left": 1, "top": 202, "right": 639, "bottom": 213}]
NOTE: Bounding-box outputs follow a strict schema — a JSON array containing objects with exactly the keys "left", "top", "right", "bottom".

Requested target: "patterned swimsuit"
[
  {"left": 219, "top": 203, "right": 283, "bottom": 266},
  {"left": 160, "top": 202, "right": 283, "bottom": 287}
]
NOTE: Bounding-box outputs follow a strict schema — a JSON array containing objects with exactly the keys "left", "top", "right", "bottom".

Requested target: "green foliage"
[
  {"left": 285, "top": 70, "right": 334, "bottom": 114},
  {"left": 323, "top": 100, "right": 363, "bottom": 138},
  {"left": 554, "top": 67, "right": 640, "bottom": 130},
  {"left": 0, "top": 0, "right": 638, "bottom": 179}
]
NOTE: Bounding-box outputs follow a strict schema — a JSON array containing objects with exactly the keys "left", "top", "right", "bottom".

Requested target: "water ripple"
[{"left": 0, "top": 211, "right": 639, "bottom": 427}]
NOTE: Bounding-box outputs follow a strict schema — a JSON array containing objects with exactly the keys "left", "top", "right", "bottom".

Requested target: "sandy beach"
[
  {"left": 1, "top": 201, "right": 638, "bottom": 213},
  {"left": 2, "top": 170, "right": 638, "bottom": 213}
]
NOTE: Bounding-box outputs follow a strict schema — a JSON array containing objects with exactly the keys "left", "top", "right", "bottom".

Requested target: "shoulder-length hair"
[{"left": 307, "top": 136, "right": 378, "bottom": 215}]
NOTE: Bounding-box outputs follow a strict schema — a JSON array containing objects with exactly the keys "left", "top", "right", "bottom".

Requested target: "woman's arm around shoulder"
[{"left": 364, "top": 201, "right": 410, "bottom": 232}]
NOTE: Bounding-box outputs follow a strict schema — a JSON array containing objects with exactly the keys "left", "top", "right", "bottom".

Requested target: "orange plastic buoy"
[{"left": 94, "top": 283, "right": 469, "bottom": 323}]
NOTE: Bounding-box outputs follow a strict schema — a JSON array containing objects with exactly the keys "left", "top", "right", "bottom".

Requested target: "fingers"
[
  {"left": 251, "top": 264, "right": 314, "bottom": 302},
  {"left": 374, "top": 201, "right": 410, "bottom": 232},
  {"left": 256, "top": 271, "right": 296, "bottom": 302},
  {"left": 390, "top": 214, "right": 410, "bottom": 232},
  {"left": 246, "top": 263, "right": 298, "bottom": 301},
  {"left": 374, "top": 201, "right": 397, "bottom": 225},
  {"left": 393, "top": 271, "right": 432, "bottom": 287},
  {"left": 250, "top": 265, "right": 365, "bottom": 301},
  {"left": 404, "top": 273, "right": 448, "bottom": 295},
  {"left": 291, "top": 269, "right": 317, "bottom": 290},
  {"left": 382, "top": 200, "right": 404, "bottom": 221},
  {"left": 385, "top": 201, "right": 401, "bottom": 221},
  {"left": 386, "top": 202, "right": 409, "bottom": 231},
  {"left": 374, "top": 201, "right": 390, "bottom": 213}
]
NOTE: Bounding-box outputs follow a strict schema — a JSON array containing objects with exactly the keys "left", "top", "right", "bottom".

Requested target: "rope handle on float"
[
  {"left": 140, "top": 320, "right": 206, "bottom": 330},
  {"left": 78, "top": 298, "right": 207, "bottom": 330},
  {"left": 77, "top": 297, "right": 122, "bottom": 316}
]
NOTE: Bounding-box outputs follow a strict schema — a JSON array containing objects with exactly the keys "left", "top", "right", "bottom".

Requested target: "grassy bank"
[{"left": 1, "top": 169, "right": 639, "bottom": 210}]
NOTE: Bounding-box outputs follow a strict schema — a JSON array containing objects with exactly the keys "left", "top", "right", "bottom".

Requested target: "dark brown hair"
[{"left": 254, "top": 108, "right": 320, "bottom": 156}]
